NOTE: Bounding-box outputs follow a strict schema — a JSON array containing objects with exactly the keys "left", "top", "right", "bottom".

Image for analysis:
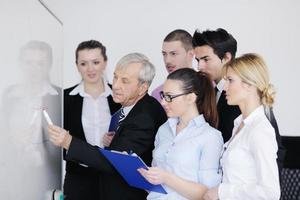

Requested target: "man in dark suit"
[
  {"left": 192, "top": 28, "right": 240, "bottom": 143},
  {"left": 192, "top": 28, "right": 284, "bottom": 178},
  {"left": 48, "top": 53, "right": 167, "bottom": 200}
]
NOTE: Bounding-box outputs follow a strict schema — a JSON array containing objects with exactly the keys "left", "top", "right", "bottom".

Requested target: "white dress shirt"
[
  {"left": 215, "top": 79, "right": 225, "bottom": 103},
  {"left": 121, "top": 104, "right": 134, "bottom": 119},
  {"left": 69, "top": 81, "right": 111, "bottom": 147},
  {"left": 218, "top": 106, "right": 280, "bottom": 200},
  {"left": 147, "top": 115, "right": 223, "bottom": 200}
]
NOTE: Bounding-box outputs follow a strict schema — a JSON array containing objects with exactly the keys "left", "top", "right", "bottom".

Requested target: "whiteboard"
[{"left": 0, "top": 0, "right": 63, "bottom": 199}]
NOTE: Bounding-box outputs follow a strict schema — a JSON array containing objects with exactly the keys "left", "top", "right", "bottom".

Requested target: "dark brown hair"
[
  {"left": 167, "top": 68, "right": 218, "bottom": 128},
  {"left": 75, "top": 40, "right": 107, "bottom": 63},
  {"left": 164, "top": 29, "right": 193, "bottom": 51}
]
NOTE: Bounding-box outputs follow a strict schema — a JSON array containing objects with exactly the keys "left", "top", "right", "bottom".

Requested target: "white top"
[
  {"left": 69, "top": 81, "right": 111, "bottom": 147},
  {"left": 218, "top": 106, "right": 280, "bottom": 200},
  {"left": 147, "top": 115, "right": 223, "bottom": 200}
]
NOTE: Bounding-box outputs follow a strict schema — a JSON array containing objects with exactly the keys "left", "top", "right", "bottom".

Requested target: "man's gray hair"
[{"left": 116, "top": 53, "right": 156, "bottom": 86}]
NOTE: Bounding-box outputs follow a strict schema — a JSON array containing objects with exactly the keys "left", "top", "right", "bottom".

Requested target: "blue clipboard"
[{"left": 99, "top": 148, "right": 167, "bottom": 194}]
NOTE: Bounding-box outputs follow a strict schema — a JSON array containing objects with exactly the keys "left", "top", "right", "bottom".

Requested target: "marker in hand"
[{"left": 43, "top": 109, "right": 53, "bottom": 125}]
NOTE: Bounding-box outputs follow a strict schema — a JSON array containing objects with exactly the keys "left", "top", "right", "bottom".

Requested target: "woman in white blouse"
[
  {"left": 138, "top": 68, "right": 223, "bottom": 200},
  {"left": 63, "top": 40, "right": 120, "bottom": 200},
  {"left": 204, "top": 53, "right": 281, "bottom": 200}
]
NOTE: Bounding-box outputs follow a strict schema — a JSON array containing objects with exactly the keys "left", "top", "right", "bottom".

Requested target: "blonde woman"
[{"left": 204, "top": 53, "right": 280, "bottom": 200}]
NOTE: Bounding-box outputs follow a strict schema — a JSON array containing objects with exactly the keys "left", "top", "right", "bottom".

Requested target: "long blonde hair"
[{"left": 223, "top": 53, "right": 275, "bottom": 107}]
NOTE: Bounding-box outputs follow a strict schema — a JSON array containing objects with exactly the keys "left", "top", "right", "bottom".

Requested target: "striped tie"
[{"left": 119, "top": 108, "right": 125, "bottom": 123}]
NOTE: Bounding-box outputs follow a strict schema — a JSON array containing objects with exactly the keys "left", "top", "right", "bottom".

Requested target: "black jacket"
[
  {"left": 64, "top": 84, "right": 121, "bottom": 175},
  {"left": 65, "top": 94, "right": 167, "bottom": 200},
  {"left": 217, "top": 91, "right": 241, "bottom": 143}
]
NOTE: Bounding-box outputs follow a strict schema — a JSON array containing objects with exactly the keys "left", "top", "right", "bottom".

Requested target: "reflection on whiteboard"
[{"left": 0, "top": 40, "right": 61, "bottom": 200}]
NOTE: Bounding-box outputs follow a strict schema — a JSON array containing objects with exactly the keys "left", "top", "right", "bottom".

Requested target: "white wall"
[
  {"left": 63, "top": 1, "right": 299, "bottom": 134},
  {"left": 0, "top": 0, "right": 62, "bottom": 199}
]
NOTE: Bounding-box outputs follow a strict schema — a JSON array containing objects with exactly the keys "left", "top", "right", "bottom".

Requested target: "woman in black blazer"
[{"left": 63, "top": 40, "right": 120, "bottom": 200}]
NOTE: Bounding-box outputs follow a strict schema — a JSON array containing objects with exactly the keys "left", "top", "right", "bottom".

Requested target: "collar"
[
  {"left": 215, "top": 79, "right": 225, "bottom": 93},
  {"left": 234, "top": 105, "right": 264, "bottom": 127},
  {"left": 69, "top": 80, "right": 111, "bottom": 98},
  {"left": 168, "top": 114, "right": 206, "bottom": 136},
  {"left": 122, "top": 104, "right": 135, "bottom": 118}
]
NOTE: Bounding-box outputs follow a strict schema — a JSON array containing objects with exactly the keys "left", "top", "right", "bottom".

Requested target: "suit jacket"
[
  {"left": 64, "top": 84, "right": 121, "bottom": 175},
  {"left": 217, "top": 91, "right": 241, "bottom": 143},
  {"left": 267, "top": 108, "right": 285, "bottom": 179},
  {"left": 65, "top": 93, "right": 167, "bottom": 200}
]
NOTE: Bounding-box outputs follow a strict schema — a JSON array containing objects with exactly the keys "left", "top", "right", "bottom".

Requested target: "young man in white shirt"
[{"left": 151, "top": 29, "right": 194, "bottom": 102}]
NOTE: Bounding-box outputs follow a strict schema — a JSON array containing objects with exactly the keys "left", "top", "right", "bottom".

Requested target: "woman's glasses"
[{"left": 159, "top": 91, "right": 190, "bottom": 102}]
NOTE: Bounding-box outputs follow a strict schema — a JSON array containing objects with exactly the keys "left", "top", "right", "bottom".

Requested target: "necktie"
[
  {"left": 108, "top": 108, "right": 126, "bottom": 132},
  {"left": 119, "top": 108, "right": 125, "bottom": 123},
  {"left": 214, "top": 87, "right": 218, "bottom": 96},
  {"left": 215, "top": 86, "right": 222, "bottom": 102}
]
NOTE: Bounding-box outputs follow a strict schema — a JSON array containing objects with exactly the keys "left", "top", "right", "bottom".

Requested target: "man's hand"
[{"left": 47, "top": 125, "right": 72, "bottom": 149}]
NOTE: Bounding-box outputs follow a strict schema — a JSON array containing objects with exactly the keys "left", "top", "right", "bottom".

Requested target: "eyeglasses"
[{"left": 159, "top": 91, "right": 190, "bottom": 102}]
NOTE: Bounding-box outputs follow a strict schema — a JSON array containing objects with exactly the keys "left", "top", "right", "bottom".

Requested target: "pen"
[{"left": 43, "top": 109, "right": 53, "bottom": 125}]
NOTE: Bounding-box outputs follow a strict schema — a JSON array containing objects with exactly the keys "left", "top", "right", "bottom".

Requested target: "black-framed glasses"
[{"left": 159, "top": 91, "right": 190, "bottom": 102}]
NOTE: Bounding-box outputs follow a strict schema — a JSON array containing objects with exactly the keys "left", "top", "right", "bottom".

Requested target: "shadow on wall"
[{"left": 0, "top": 40, "right": 61, "bottom": 200}]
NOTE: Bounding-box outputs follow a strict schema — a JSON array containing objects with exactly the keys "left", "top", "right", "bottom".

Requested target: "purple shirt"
[{"left": 151, "top": 84, "right": 163, "bottom": 103}]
